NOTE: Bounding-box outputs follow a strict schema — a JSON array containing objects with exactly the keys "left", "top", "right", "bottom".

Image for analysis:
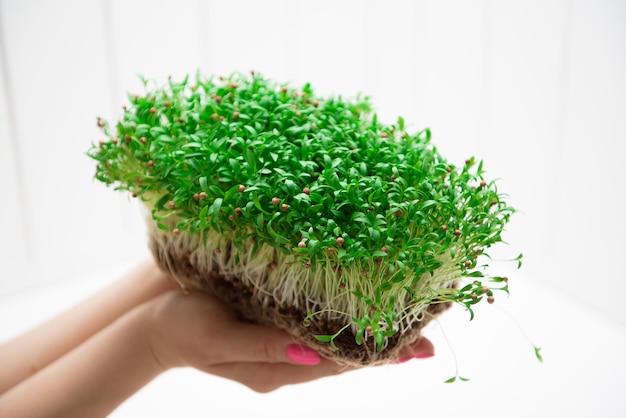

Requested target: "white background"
[{"left": 1, "top": 1, "right": 625, "bottom": 417}]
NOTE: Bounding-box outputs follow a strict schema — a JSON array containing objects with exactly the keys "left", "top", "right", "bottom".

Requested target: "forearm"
[
  {"left": 0, "top": 259, "right": 175, "bottom": 394},
  {"left": 0, "top": 300, "right": 165, "bottom": 418}
]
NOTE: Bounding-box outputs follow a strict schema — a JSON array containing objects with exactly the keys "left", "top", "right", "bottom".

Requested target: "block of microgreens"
[{"left": 89, "top": 71, "right": 523, "bottom": 371}]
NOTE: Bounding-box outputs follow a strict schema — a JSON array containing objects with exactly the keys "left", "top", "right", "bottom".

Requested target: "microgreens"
[{"left": 89, "top": 71, "right": 519, "bottom": 360}]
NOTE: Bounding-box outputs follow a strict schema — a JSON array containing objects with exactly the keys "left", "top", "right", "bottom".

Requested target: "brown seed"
[
  {"left": 147, "top": 160, "right": 154, "bottom": 167},
  {"left": 303, "top": 187, "right": 311, "bottom": 195},
  {"left": 111, "top": 137, "right": 118, "bottom": 144},
  {"left": 149, "top": 107, "right": 157, "bottom": 114},
  {"left": 304, "top": 261, "right": 311, "bottom": 269},
  {"left": 281, "top": 86, "right": 288, "bottom": 93},
  {"left": 395, "top": 210, "right": 403, "bottom": 217},
  {"left": 228, "top": 214, "right": 235, "bottom": 221},
  {"left": 131, "top": 192, "right": 137, "bottom": 198},
  {"left": 97, "top": 117, "right": 105, "bottom": 128},
  {"left": 336, "top": 237, "right": 345, "bottom": 246},
  {"left": 198, "top": 191, "right": 207, "bottom": 199},
  {"left": 234, "top": 207, "right": 242, "bottom": 216},
  {"left": 214, "top": 248, "right": 221, "bottom": 255},
  {"left": 487, "top": 296, "right": 495, "bottom": 304},
  {"left": 193, "top": 193, "right": 200, "bottom": 201},
  {"left": 238, "top": 184, "right": 246, "bottom": 193},
  {"left": 465, "top": 158, "right": 471, "bottom": 165},
  {"left": 327, "top": 247, "right": 335, "bottom": 254},
  {"left": 140, "top": 137, "right": 147, "bottom": 144},
  {"left": 272, "top": 197, "right": 280, "bottom": 206},
  {"left": 302, "top": 319, "right": 311, "bottom": 328},
  {"left": 281, "top": 203, "right": 289, "bottom": 212},
  {"left": 453, "top": 229, "right": 461, "bottom": 236},
  {"left": 211, "top": 113, "right": 219, "bottom": 120},
  {"left": 441, "top": 225, "right": 449, "bottom": 232},
  {"left": 266, "top": 262, "right": 277, "bottom": 273},
  {"left": 480, "top": 180, "right": 487, "bottom": 188},
  {"left": 298, "top": 241, "right": 306, "bottom": 248},
  {"left": 361, "top": 269, "right": 368, "bottom": 276},
  {"left": 365, "top": 325, "right": 373, "bottom": 334},
  {"left": 219, "top": 116, "right": 224, "bottom": 121},
  {"left": 230, "top": 82, "right": 238, "bottom": 89},
  {"left": 172, "top": 228, "right": 180, "bottom": 235},
  {"left": 338, "top": 282, "right": 346, "bottom": 289},
  {"left": 381, "top": 246, "right": 388, "bottom": 253},
  {"left": 291, "top": 104, "right": 297, "bottom": 110},
  {"left": 482, "top": 286, "right": 490, "bottom": 294},
  {"left": 168, "top": 201, "right": 175, "bottom": 209},
  {"left": 313, "top": 100, "right": 319, "bottom": 107},
  {"left": 164, "top": 100, "right": 171, "bottom": 107},
  {"left": 369, "top": 206, "right": 375, "bottom": 212},
  {"left": 502, "top": 276, "right": 509, "bottom": 282},
  {"left": 125, "top": 135, "right": 132, "bottom": 143},
  {"left": 232, "top": 111, "right": 240, "bottom": 120},
  {"left": 464, "top": 260, "right": 472, "bottom": 267},
  {"left": 98, "top": 140, "right": 105, "bottom": 146},
  {"left": 391, "top": 174, "right": 397, "bottom": 181},
  {"left": 215, "top": 96, "right": 222, "bottom": 103},
  {"left": 250, "top": 69, "right": 256, "bottom": 75},
  {"left": 380, "top": 132, "right": 388, "bottom": 138},
  {"left": 471, "top": 294, "right": 478, "bottom": 300}
]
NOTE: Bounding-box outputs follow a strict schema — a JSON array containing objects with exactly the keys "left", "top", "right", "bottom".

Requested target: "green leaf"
[
  {"left": 314, "top": 335, "right": 333, "bottom": 342},
  {"left": 266, "top": 220, "right": 290, "bottom": 245},
  {"left": 534, "top": 346, "right": 544, "bottom": 363}
]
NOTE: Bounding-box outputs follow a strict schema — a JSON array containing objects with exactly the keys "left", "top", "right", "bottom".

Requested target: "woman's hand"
[
  {"left": 0, "top": 261, "right": 435, "bottom": 417},
  {"left": 147, "top": 290, "right": 435, "bottom": 393}
]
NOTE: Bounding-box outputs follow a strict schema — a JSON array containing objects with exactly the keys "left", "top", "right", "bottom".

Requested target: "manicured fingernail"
[
  {"left": 396, "top": 353, "right": 435, "bottom": 364},
  {"left": 414, "top": 353, "right": 435, "bottom": 359},
  {"left": 286, "top": 344, "right": 321, "bottom": 365}
]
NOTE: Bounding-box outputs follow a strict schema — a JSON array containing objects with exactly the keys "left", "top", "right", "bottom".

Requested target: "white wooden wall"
[{"left": 1, "top": 0, "right": 625, "bottom": 327}]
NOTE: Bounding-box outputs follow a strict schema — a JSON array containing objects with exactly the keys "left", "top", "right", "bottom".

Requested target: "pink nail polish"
[
  {"left": 286, "top": 344, "right": 321, "bottom": 365},
  {"left": 414, "top": 353, "right": 435, "bottom": 359}
]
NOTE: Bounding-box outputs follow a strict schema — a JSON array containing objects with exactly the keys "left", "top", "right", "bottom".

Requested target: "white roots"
[{"left": 147, "top": 216, "right": 461, "bottom": 336}]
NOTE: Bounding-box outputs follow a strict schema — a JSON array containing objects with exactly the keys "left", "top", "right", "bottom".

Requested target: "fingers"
[
  {"left": 201, "top": 359, "right": 354, "bottom": 393},
  {"left": 395, "top": 336, "right": 435, "bottom": 362}
]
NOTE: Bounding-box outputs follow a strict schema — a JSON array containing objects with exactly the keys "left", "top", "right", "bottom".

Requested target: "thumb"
[{"left": 218, "top": 322, "right": 321, "bottom": 366}]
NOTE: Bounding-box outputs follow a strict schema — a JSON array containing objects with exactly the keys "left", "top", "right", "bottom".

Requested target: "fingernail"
[
  {"left": 396, "top": 353, "right": 435, "bottom": 364},
  {"left": 414, "top": 353, "right": 435, "bottom": 359},
  {"left": 286, "top": 344, "right": 321, "bottom": 365}
]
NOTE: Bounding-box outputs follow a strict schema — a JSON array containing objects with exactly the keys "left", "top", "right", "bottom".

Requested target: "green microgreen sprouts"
[{"left": 89, "top": 71, "right": 519, "bottom": 357}]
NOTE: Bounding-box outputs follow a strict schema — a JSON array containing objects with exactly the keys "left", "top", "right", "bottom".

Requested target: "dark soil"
[{"left": 151, "top": 237, "right": 452, "bottom": 366}]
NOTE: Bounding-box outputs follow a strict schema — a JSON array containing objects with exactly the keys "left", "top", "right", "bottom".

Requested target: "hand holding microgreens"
[{"left": 89, "top": 71, "right": 522, "bottom": 367}]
